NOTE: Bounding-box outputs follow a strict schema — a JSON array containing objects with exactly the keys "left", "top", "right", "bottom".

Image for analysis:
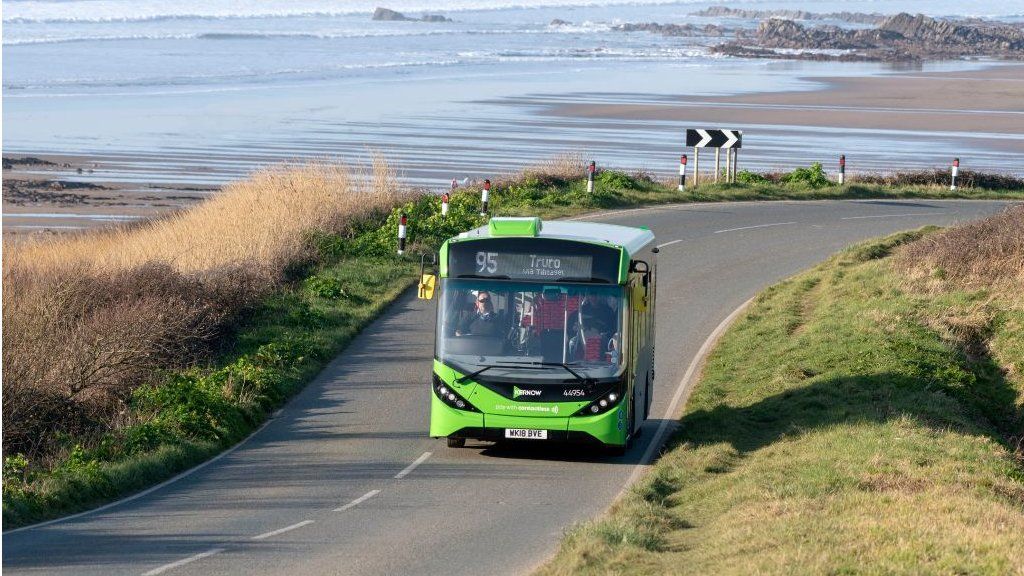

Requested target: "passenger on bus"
[{"left": 580, "top": 294, "right": 615, "bottom": 335}]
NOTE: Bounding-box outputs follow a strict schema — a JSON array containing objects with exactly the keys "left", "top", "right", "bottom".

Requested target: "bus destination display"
[{"left": 472, "top": 251, "right": 593, "bottom": 280}]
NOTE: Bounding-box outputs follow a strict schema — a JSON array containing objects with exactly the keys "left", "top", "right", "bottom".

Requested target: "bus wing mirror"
[
  {"left": 418, "top": 274, "right": 437, "bottom": 300},
  {"left": 631, "top": 284, "right": 647, "bottom": 312}
]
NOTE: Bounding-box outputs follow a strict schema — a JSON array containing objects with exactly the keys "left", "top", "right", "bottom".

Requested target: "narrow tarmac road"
[{"left": 4, "top": 199, "right": 1015, "bottom": 576}]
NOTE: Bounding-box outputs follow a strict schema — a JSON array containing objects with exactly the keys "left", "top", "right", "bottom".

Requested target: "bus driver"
[{"left": 455, "top": 291, "right": 499, "bottom": 336}]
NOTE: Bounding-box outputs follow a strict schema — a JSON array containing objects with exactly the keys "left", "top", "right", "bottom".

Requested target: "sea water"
[{"left": 4, "top": 0, "right": 1024, "bottom": 186}]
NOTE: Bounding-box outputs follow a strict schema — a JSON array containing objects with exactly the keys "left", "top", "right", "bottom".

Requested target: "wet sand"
[
  {"left": 3, "top": 157, "right": 213, "bottom": 236},
  {"left": 4, "top": 64, "right": 1022, "bottom": 236},
  {"left": 544, "top": 64, "right": 1024, "bottom": 135}
]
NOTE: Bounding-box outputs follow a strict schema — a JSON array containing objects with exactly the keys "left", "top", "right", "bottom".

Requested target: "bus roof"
[{"left": 456, "top": 218, "right": 655, "bottom": 258}]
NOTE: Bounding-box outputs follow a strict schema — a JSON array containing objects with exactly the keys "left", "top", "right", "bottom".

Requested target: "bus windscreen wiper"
[
  {"left": 457, "top": 363, "right": 544, "bottom": 383},
  {"left": 496, "top": 361, "right": 589, "bottom": 384}
]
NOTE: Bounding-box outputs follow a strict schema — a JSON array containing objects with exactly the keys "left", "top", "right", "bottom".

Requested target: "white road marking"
[
  {"left": 394, "top": 452, "right": 432, "bottom": 479},
  {"left": 713, "top": 222, "right": 797, "bottom": 234},
  {"left": 840, "top": 212, "right": 940, "bottom": 220},
  {"left": 141, "top": 548, "right": 226, "bottom": 576},
  {"left": 334, "top": 490, "right": 381, "bottom": 512},
  {"left": 625, "top": 297, "right": 754, "bottom": 490},
  {"left": 252, "top": 520, "right": 314, "bottom": 541},
  {"left": 656, "top": 239, "right": 684, "bottom": 249}
]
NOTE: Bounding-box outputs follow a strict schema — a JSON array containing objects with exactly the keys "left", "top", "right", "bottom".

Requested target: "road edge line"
[
  {"left": 3, "top": 418, "right": 277, "bottom": 536},
  {"left": 625, "top": 296, "right": 755, "bottom": 490}
]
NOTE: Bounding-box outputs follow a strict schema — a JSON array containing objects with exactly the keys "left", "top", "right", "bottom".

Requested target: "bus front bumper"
[{"left": 430, "top": 394, "right": 628, "bottom": 446}]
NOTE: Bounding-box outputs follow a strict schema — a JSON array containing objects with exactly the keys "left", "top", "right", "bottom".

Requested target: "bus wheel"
[{"left": 447, "top": 437, "right": 466, "bottom": 448}]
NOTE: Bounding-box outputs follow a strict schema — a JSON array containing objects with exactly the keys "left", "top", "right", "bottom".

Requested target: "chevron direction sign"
[{"left": 686, "top": 129, "right": 742, "bottom": 149}]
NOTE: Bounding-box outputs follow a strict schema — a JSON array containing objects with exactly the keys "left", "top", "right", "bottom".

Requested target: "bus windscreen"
[{"left": 436, "top": 279, "right": 625, "bottom": 383}]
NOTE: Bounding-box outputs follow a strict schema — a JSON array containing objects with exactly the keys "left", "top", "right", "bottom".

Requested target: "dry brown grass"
[
  {"left": 851, "top": 169, "right": 1024, "bottom": 190},
  {"left": 492, "top": 152, "right": 587, "bottom": 188},
  {"left": 2, "top": 158, "right": 412, "bottom": 460},
  {"left": 6, "top": 158, "right": 408, "bottom": 278},
  {"left": 895, "top": 205, "right": 1024, "bottom": 305}
]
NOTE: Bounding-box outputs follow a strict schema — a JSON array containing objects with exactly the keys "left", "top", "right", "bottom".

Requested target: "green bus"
[{"left": 418, "top": 216, "right": 657, "bottom": 453}]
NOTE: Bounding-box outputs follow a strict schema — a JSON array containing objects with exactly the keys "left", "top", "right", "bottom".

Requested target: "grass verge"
[
  {"left": 537, "top": 208, "right": 1024, "bottom": 575},
  {"left": 3, "top": 157, "right": 1022, "bottom": 530}
]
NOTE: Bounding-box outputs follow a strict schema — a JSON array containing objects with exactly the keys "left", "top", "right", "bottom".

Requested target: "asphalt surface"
[{"left": 3, "top": 199, "right": 1016, "bottom": 576}]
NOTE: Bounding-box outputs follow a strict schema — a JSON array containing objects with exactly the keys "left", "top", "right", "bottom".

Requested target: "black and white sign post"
[
  {"left": 678, "top": 155, "right": 687, "bottom": 191},
  {"left": 686, "top": 129, "right": 742, "bottom": 185},
  {"left": 397, "top": 213, "right": 407, "bottom": 255},
  {"left": 480, "top": 179, "right": 491, "bottom": 215},
  {"left": 725, "top": 146, "right": 732, "bottom": 182},
  {"left": 950, "top": 158, "right": 960, "bottom": 191},
  {"left": 587, "top": 161, "right": 596, "bottom": 194},
  {"left": 839, "top": 155, "right": 846, "bottom": 185}
]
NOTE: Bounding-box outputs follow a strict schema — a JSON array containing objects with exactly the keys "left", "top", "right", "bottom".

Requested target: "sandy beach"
[
  {"left": 5, "top": 64, "right": 1023, "bottom": 235},
  {"left": 2, "top": 157, "right": 213, "bottom": 237},
  {"left": 545, "top": 64, "right": 1024, "bottom": 135}
]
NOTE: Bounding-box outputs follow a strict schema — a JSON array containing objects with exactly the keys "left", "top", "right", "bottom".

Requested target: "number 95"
[{"left": 476, "top": 252, "right": 497, "bottom": 273}]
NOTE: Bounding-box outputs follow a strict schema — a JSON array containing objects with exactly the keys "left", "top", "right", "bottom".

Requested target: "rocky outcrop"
[
  {"left": 371, "top": 7, "right": 451, "bottom": 22},
  {"left": 691, "top": 7, "right": 886, "bottom": 25},
  {"left": 2, "top": 156, "right": 58, "bottom": 170},
  {"left": 714, "top": 13, "right": 1024, "bottom": 61},
  {"left": 420, "top": 13, "right": 451, "bottom": 23},
  {"left": 613, "top": 22, "right": 726, "bottom": 37}
]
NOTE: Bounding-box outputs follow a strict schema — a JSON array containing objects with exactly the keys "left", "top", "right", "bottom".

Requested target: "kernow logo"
[{"left": 513, "top": 386, "right": 542, "bottom": 399}]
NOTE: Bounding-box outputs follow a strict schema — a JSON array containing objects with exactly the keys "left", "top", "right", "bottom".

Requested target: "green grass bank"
[
  {"left": 538, "top": 210, "right": 1024, "bottom": 575},
  {"left": 4, "top": 160, "right": 1022, "bottom": 530}
]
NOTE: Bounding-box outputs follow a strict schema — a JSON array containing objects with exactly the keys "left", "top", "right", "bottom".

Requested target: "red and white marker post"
[
  {"left": 678, "top": 155, "right": 688, "bottom": 191},
  {"left": 480, "top": 179, "right": 491, "bottom": 216},
  {"left": 587, "top": 161, "right": 596, "bottom": 194},
  {"left": 950, "top": 158, "right": 960, "bottom": 190},
  {"left": 839, "top": 154, "right": 846, "bottom": 185},
  {"left": 397, "top": 213, "right": 407, "bottom": 255},
  {"left": 442, "top": 179, "right": 454, "bottom": 218}
]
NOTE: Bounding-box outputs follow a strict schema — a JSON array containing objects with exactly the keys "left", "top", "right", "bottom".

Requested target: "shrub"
[
  {"left": 304, "top": 275, "right": 346, "bottom": 300},
  {"left": 596, "top": 170, "right": 641, "bottom": 190},
  {"left": 781, "top": 163, "right": 832, "bottom": 188},
  {"left": 736, "top": 170, "right": 771, "bottom": 184}
]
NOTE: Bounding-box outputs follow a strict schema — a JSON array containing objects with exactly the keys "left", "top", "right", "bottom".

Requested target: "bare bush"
[
  {"left": 895, "top": 205, "right": 1024, "bottom": 304},
  {"left": 2, "top": 159, "right": 411, "bottom": 462},
  {"left": 850, "top": 169, "right": 1024, "bottom": 190},
  {"left": 1, "top": 264, "right": 263, "bottom": 460},
  {"left": 490, "top": 152, "right": 588, "bottom": 189}
]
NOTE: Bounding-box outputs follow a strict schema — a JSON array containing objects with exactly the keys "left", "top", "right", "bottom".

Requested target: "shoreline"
[
  {"left": 5, "top": 63, "right": 1023, "bottom": 235},
  {"left": 542, "top": 63, "right": 1024, "bottom": 135}
]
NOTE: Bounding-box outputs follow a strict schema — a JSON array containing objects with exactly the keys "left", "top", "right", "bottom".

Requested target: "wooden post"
[
  {"left": 714, "top": 148, "right": 721, "bottom": 183},
  {"left": 733, "top": 149, "right": 739, "bottom": 179},
  {"left": 693, "top": 147, "right": 700, "bottom": 187},
  {"left": 725, "top": 148, "right": 732, "bottom": 183}
]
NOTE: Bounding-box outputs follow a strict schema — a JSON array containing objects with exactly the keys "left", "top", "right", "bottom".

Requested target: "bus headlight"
[
  {"left": 574, "top": 388, "right": 623, "bottom": 417},
  {"left": 433, "top": 374, "right": 480, "bottom": 412}
]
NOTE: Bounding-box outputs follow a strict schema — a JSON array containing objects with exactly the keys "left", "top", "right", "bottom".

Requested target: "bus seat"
[{"left": 533, "top": 295, "right": 580, "bottom": 330}]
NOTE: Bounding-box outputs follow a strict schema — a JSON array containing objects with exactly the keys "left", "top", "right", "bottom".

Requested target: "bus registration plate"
[{"left": 505, "top": 428, "right": 547, "bottom": 440}]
